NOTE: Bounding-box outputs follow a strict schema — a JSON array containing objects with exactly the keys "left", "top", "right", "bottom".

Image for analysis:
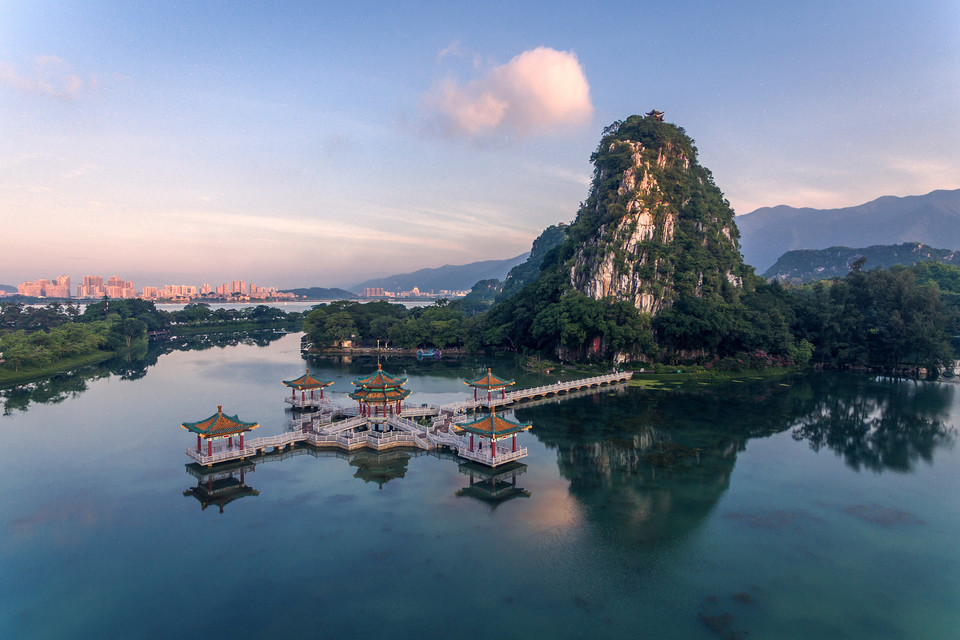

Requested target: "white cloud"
[{"left": 421, "top": 47, "right": 593, "bottom": 140}]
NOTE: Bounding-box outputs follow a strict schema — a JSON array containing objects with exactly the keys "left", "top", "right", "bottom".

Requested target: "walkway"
[{"left": 187, "top": 371, "right": 632, "bottom": 468}]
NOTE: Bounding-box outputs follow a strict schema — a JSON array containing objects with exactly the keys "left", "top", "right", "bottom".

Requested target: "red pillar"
[
  {"left": 320, "top": 388, "right": 324, "bottom": 400},
  {"left": 488, "top": 390, "right": 491, "bottom": 402},
  {"left": 502, "top": 388, "right": 506, "bottom": 400},
  {"left": 302, "top": 391, "right": 305, "bottom": 402},
  {"left": 470, "top": 434, "right": 474, "bottom": 452},
  {"left": 492, "top": 439, "right": 497, "bottom": 458},
  {"left": 207, "top": 439, "right": 212, "bottom": 456},
  {"left": 513, "top": 434, "right": 517, "bottom": 452},
  {"left": 474, "top": 388, "right": 477, "bottom": 401},
  {"left": 240, "top": 433, "right": 244, "bottom": 449},
  {"left": 292, "top": 388, "right": 295, "bottom": 400},
  {"left": 229, "top": 436, "right": 233, "bottom": 448},
  {"left": 196, "top": 434, "right": 201, "bottom": 452}
]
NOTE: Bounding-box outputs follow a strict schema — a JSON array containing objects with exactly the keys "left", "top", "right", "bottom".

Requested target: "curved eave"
[
  {"left": 464, "top": 369, "right": 515, "bottom": 389},
  {"left": 181, "top": 409, "right": 260, "bottom": 438},
  {"left": 282, "top": 376, "right": 334, "bottom": 390}
]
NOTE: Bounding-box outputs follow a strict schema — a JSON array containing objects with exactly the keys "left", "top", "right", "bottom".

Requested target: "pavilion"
[
  {"left": 181, "top": 406, "right": 259, "bottom": 458},
  {"left": 283, "top": 369, "right": 334, "bottom": 410},
  {"left": 349, "top": 363, "right": 411, "bottom": 427},
  {"left": 456, "top": 407, "right": 531, "bottom": 466},
  {"left": 465, "top": 368, "right": 515, "bottom": 402}
]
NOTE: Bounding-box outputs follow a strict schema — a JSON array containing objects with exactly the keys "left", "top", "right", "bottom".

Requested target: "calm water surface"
[{"left": 1, "top": 333, "right": 958, "bottom": 639}]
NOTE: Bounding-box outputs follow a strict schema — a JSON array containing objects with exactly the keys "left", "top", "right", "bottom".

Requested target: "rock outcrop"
[{"left": 566, "top": 114, "right": 748, "bottom": 314}]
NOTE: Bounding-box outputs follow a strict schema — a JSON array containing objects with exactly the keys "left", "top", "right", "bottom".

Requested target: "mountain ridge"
[
  {"left": 762, "top": 242, "right": 960, "bottom": 283},
  {"left": 349, "top": 253, "right": 528, "bottom": 294},
  {"left": 737, "top": 188, "right": 960, "bottom": 272}
]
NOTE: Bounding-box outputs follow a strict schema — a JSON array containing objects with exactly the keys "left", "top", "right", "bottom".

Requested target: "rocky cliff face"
[{"left": 567, "top": 115, "right": 747, "bottom": 314}]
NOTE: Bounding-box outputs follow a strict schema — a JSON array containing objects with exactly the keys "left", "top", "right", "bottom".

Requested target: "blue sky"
[{"left": 2, "top": 1, "right": 958, "bottom": 289}]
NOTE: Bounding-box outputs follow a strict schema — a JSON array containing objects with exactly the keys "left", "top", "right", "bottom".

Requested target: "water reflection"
[
  {"left": 456, "top": 461, "right": 530, "bottom": 507},
  {"left": 789, "top": 376, "right": 956, "bottom": 473},
  {"left": 517, "top": 375, "right": 957, "bottom": 545},
  {"left": 349, "top": 450, "right": 412, "bottom": 489},
  {"left": 183, "top": 461, "right": 260, "bottom": 513},
  {"left": 1, "top": 330, "right": 287, "bottom": 414}
]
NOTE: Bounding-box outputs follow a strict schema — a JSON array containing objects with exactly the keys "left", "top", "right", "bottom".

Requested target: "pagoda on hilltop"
[
  {"left": 465, "top": 368, "right": 515, "bottom": 402},
  {"left": 182, "top": 406, "right": 259, "bottom": 460},
  {"left": 349, "top": 363, "right": 411, "bottom": 426},
  {"left": 283, "top": 368, "right": 334, "bottom": 410}
]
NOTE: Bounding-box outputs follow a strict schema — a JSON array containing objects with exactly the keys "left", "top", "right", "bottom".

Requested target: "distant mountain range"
[
  {"left": 0, "top": 284, "right": 16, "bottom": 294},
  {"left": 349, "top": 253, "right": 529, "bottom": 294},
  {"left": 737, "top": 188, "right": 960, "bottom": 272},
  {"left": 763, "top": 242, "right": 960, "bottom": 283}
]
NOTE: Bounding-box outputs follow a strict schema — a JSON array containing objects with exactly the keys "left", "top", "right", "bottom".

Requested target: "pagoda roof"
[
  {"left": 352, "top": 363, "right": 407, "bottom": 389},
  {"left": 181, "top": 406, "right": 259, "bottom": 438},
  {"left": 464, "top": 368, "right": 515, "bottom": 390},
  {"left": 282, "top": 369, "right": 334, "bottom": 390},
  {"left": 349, "top": 387, "right": 411, "bottom": 403},
  {"left": 457, "top": 409, "right": 531, "bottom": 438}
]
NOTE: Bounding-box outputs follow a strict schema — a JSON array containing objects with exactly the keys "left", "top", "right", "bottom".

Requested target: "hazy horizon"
[{"left": 4, "top": 1, "right": 959, "bottom": 288}]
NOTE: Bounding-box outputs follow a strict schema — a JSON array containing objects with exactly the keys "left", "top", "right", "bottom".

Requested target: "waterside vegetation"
[{"left": 0, "top": 300, "right": 303, "bottom": 386}]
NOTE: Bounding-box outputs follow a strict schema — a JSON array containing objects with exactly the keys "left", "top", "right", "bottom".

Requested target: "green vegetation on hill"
[{"left": 763, "top": 242, "right": 960, "bottom": 283}]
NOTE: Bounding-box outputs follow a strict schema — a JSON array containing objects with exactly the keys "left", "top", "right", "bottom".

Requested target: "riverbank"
[
  {"left": 0, "top": 349, "right": 123, "bottom": 389},
  {"left": 169, "top": 321, "right": 300, "bottom": 336}
]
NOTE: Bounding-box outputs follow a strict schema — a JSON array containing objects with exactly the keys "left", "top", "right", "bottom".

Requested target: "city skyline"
[
  {"left": 10, "top": 272, "right": 296, "bottom": 301},
  {"left": 3, "top": 1, "right": 958, "bottom": 288}
]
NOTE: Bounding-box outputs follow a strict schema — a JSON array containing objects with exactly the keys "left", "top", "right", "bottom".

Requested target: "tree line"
[
  {"left": 0, "top": 300, "right": 303, "bottom": 377},
  {"left": 303, "top": 262, "right": 959, "bottom": 373}
]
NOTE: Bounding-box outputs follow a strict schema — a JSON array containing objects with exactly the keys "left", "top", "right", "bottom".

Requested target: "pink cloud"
[
  {"left": 422, "top": 46, "right": 593, "bottom": 139},
  {"left": 0, "top": 55, "right": 94, "bottom": 100}
]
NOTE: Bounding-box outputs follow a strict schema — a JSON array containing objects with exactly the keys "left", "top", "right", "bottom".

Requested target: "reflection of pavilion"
[
  {"left": 183, "top": 460, "right": 259, "bottom": 513},
  {"left": 465, "top": 368, "right": 515, "bottom": 403},
  {"left": 348, "top": 450, "right": 412, "bottom": 490},
  {"left": 456, "top": 461, "right": 530, "bottom": 506},
  {"left": 283, "top": 369, "right": 334, "bottom": 410}
]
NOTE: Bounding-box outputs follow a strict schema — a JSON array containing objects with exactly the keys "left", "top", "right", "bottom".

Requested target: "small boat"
[{"left": 416, "top": 349, "right": 441, "bottom": 359}]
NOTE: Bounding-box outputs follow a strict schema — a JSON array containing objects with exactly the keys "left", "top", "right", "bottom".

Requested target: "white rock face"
[{"left": 569, "top": 135, "right": 741, "bottom": 315}]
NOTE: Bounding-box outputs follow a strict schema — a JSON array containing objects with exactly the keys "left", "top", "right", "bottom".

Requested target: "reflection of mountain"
[
  {"left": 789, "top": 376, "right": 955, "bottom": 473},
  {"left": 183, "top": 461, "right": 259, "bottom": 513},
  {"left": 516, "top": 386, "right": 772, "bottom": 546},
  {"left": 516, "top": 375, "right": 956, "bottom": 545},
  {"left": 1, "top": 330, "right": 287, "bottom": 414}
]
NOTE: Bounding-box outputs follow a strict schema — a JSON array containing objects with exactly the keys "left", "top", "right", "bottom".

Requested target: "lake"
[{"left": 1, "top": 332, "right": 958, "bottom": 639}]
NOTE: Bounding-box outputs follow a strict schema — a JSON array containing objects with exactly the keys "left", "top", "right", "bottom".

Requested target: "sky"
[{"left": 2, "top": 0, "right": 959, "bottom": 289}]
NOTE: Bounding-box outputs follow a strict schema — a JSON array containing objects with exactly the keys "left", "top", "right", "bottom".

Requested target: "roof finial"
[{"left": 217, "top": 405, "right": 222, "bottom": 414}]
